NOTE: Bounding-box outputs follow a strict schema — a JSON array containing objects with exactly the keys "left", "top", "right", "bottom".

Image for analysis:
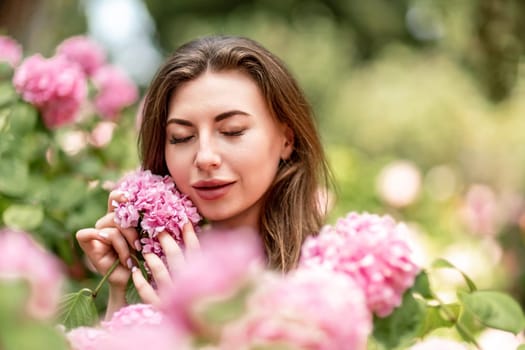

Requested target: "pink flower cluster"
[
  {"left": 0, "top": 35, "right": 22, "bottom": 67},
  {"left": 13, "top": 54, "right": 87, "bottom": 129},
  {"left": 112, "top": 169, "right": 201, "bottom": 264},
  {"left": 299, "top": 212, "right": 420, "bottom": 317},
  {"left": 221, "top": 268, "right": 372, "bottom": 350},
  {"left": 0, "top": 228, "right": 64, "bottom": 319},
  {"left": 56, "top": 35, "right": 105, "bottom": 76},
  {"left": 11, "top": 35, "right": 139, "bottom": 129},
  {"left": 92, "top": 65, "right": 138, "bottom": 120},
  {"left": 67, "top": 304, "right": 189, "bottom": 350}
]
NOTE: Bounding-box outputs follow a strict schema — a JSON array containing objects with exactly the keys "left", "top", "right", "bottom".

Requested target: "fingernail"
[
  {"left": 131, "top": 266, "right": 137, "bottom": 273},
  {"left": 98, "top": 231, "right": 108, "bottom": 238},
  {"left": 134, "top": 240, "right": 141, "bottom": 251},
  {"left": 127, "top": 258, "right": 133, "bottom": 269}
]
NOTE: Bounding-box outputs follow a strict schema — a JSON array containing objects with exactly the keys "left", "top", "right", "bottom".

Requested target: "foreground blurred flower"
[
  {"left": 220, "top": 268, "right": 371, "bottom": 350},
  {"left": 0, "top": 228, "right": 64, "bottom": 319},
  {"left": 56, "top": 35, "right": 106, "bottom": 76},
  {"left": 162, "top": 228, "right": 265, "bottom": 333},
  {"left": 113, "top": 169, "right": 201, "bottom": 267},
  {"left": 299, "top": 212, "right": 420, "bottom": 317},
  {"left": 92, "top": 65, "right": 138, "bottom": 119},
  {"left": 13, "top": 54, "right": 87, "bottom": 128},
  {"left": 67, "top": 304, "right": 189, "bottom": 350},
  {"left": 0, "top": 35, "right": 22, "bottom": 67}
]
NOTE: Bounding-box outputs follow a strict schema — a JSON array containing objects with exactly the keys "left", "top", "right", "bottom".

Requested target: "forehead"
[{"left": 168, "top": 70, "right": 266, "bottom": 117}]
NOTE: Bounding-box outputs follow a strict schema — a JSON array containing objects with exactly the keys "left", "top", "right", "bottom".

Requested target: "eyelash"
[{"left": 168, "top": 130, "right": 245, "bottom": 144}]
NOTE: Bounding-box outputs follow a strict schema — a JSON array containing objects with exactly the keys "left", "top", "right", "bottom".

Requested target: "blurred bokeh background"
[{"left": 1, "top": 0, "right": 525, "bottom": 310}]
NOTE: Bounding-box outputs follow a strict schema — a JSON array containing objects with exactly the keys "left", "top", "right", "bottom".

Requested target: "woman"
[{"left": 76, "top": 35, "right": 332, "bottom": 317}]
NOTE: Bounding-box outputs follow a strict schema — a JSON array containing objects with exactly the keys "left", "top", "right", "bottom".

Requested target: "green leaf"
[
  {"left": 8, "top": 102, "right": 38, "bottom": 134},
  {"left": 418, "top": 303, "right": 458, "bottom": 337},
  {"left": 0, "top": 81, "right": 17, "bottom": 107},
  {"left": 459, "top": 290, "right": 525, "bottom": 334},
  {"left": 432, "top": 258, "right": 477, "bottom": 292},
  {"left": 56, "top": 289, "right": 98, "bottom": 330},
  {"left": 0, "top": 157, "right": 29, "bottom": 197},
  {"left": 412, "top": 271, "right": 433, "bottom": 299},
  {"left": 372, "top": 291, "right": 426, "bottom": 349},
  {"left": 0, "top": 322, "right": 69, "bottom": 350},
  {"left": 0, "top": 281, "right": 30, "bottom": 323},
  {"left": 517, "top": 345, "right": 525, "bottom": 350},
  {"left": 3, "top": 204, "right": 44, "bottom": 231},
  {"left": 47, "top": 177, "right": 87, "bottom": 211}
]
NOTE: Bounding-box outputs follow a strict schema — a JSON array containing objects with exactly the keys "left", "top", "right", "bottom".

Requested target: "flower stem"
[{"left": 92, "top": 259, "right": 120, "bottom": 298}]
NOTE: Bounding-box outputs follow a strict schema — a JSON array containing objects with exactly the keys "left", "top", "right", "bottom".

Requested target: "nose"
[{"left": 194, "top": 138, "right": 221, "bottom": 171}]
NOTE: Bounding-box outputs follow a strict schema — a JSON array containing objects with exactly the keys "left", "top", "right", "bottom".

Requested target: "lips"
[{"left": 192, "top": 179, "right": 235, "bottom": 200}]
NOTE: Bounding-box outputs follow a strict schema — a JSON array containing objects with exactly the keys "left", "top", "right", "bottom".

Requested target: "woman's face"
[{"left": 165, "top": 70, "right": 292, "bottom": 230}]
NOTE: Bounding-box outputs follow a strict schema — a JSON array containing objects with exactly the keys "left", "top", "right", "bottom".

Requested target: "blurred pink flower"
[
  {"left": 460, "top": 184, "right": 500, "bottom": 236},
  {"left": 220, "top": 268, "right": 371, "bottom": 350},
  {"left": 0, "top": 228, "right": 64, "bottom": 319},
  {"left": 113, "top": 169, "right": 201, "bottom": 270},
  {"left": 88, "top": 121, "right": 116, "bottom": 148},
  {"left": 56, "top": 35, "right": 106, "bottom": 76},
  {"left": 161, "top": 228, "right": 265, "bottom": 332},
  {"left": 13, "top": 54, "right": 87, "bottom": 129},
  {"left": 67, "top": 304, "right": 189, "bottom": 350},
  {"left": 101, "top": 303, "right": 166, "bottom": 331},
  {"left": 0, "top": 35, "right": 22, "bottom": 67},
  {"left": 92, "top": 65, "right": 138, "bottom": 119},
  {"left": 299, "top": 212, "right": 420, "bottom": 317}
]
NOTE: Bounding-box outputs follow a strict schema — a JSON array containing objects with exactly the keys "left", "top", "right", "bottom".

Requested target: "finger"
[
  {"left": 131, "top": 266, "right": 160, "bottom": 306},
  {"left": 158, "top": 232, "right": 184, "bottom": 272},
  {"left": 96, "top": 213, "right": 140, "bottom": 251},
  {"left": 107, "top": 190, "right": 128, "bottom": 213},
  {"left": 143, "top": 253, "right": 173, "bottom": 291},
  {"left": 97, "top": 227, "right": 131, "bottom": 267},
  {"left": 182, "top": 222, "right": 200, "bottom": 252}
]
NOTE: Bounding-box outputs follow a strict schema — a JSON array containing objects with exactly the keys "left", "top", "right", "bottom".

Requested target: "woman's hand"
[
  {"left": 131, "top": 223, "right": 200, "bottom": 306},
  {"left": 76, "top": 191, "right": 140, "bottom": 317}
]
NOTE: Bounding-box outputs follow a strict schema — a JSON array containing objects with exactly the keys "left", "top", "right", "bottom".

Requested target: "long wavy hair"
[{"left": 138, "top": 35, "right": 332, "bottom": 271}]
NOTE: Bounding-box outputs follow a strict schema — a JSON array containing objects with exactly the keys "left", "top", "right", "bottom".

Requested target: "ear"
[{"left": 280, "top": 125, "right": 294, "bottom": 160}]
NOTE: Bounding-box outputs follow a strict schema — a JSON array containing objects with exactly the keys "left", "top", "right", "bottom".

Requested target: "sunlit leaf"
[
  {"left": 459, "top": 291, "right": 525, "bottom": 334},
  {"left": 417, "top": 303, "right": 458, "bottom": 337},
  {"left": 432, "top": 258, "right": 477, "bottom": 292},
  {"left": 412, "top": 271, "right": 432, "bottom": 299},
  {"left": 372, "top": 291, "right": 426, "bottom": 349},
  {"left": 56, "top": 289, "right": 98, "bottom": 330},
  {"left": 3, "top": 204, "right": 44, "bottom": 231}
]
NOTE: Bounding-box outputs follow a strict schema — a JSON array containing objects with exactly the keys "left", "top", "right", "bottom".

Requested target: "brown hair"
[{"left": 139, "top": 35, "right": 332, "bottom": 271}]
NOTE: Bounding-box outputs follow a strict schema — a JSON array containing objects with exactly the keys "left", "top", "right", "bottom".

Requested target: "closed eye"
[
  {"left": 222, "top": 130, "right": 245, "bottom": 137},
  {"left": 169, "top": 135, "right": 194, "bottom": 144}
]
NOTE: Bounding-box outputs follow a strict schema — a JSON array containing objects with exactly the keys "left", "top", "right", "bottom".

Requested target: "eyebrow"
[{"left": 166, "top": 110, "right": 250, "bottom": 127}]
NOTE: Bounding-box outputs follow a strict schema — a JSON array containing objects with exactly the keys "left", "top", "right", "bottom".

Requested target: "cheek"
[{"left": 165, "top": 147, "right": 192, "bottom": 192}]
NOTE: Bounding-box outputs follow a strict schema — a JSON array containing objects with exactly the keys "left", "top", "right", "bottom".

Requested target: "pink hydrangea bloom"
[
  {"left": 299, "top": 212, "right": 420, "bottom": 317},
  {"left": 161, "top": 228, "right": 265, "bottom": 332},
  {"left": 220, "top": 268, "right": 372, "bottom": 350},
  {"left": 0, "top": 228, "right": 64, "bottom": 319},
  {"left": 56, "top": 35, "right": 106, "bottom": 76},
  {"left": 92, "top": 65, "right": 138, "bottom": 119},
  {"left": 67, "top": 304, "right": 189, "bottom": 350},
  {"left": 12, "top": 54, "right": 87, "bottom": 129},
  {"left": 0, "top": 35, "right": 22, "bottom": 67},
  {"left": 113, "top": 169, "right": 201, "bottom": 267}
]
